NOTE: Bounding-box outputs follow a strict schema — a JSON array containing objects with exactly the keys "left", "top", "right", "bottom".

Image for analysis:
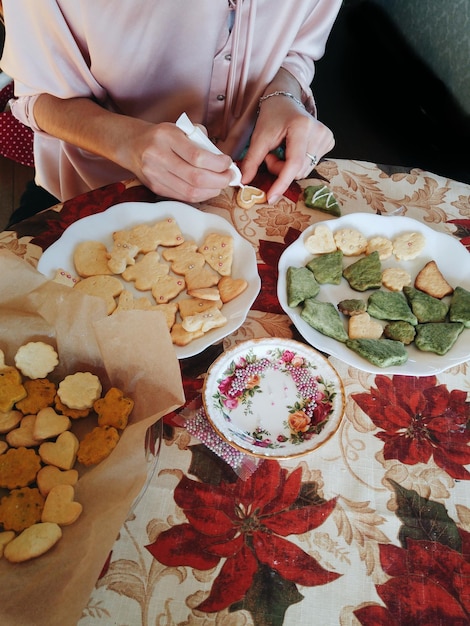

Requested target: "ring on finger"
[{"left": 306, "top": 152, "right": 318, "bottom": 168}]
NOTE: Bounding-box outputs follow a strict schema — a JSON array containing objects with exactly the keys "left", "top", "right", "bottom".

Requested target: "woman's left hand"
[{"left": 241, "top": 94, "right": 335, "bottom": 203}]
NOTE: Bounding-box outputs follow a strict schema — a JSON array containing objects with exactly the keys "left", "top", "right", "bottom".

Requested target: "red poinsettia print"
[
  {"left": 352, "top": 375, "right": 470, "bottom": 480},
  {"left": 146, "top": 459, "right": 340, "bottom": 613},
  {"left": 354, "top": 537, "right": 470, "bottom": 625}
]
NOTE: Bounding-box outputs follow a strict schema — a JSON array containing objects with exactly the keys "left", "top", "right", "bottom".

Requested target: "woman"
[{"left": 1, "top": 1, "right": 342, "bottom": 207}]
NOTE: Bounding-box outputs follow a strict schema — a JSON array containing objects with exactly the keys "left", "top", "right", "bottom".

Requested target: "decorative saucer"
[{"left": 202, "top": 338, "right": 345, "bottom": 458}]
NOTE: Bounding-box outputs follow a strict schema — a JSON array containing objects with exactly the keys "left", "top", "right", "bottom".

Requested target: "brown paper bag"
[{"left": 0, "top": 250, "right": 185, "bottom": 626}]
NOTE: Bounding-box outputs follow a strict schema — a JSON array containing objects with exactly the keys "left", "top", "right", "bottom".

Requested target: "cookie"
[
  {"left": 306, "top": 250, "right": 343, "bottom": 285},
  {"left": 0, "top": 366, "right": 26, "bottom": 413},
  {"left": 116, "top": 217, "right": 184, "bottom": 253},
  {"left": 334, "top": 228, "right": 367, "bottom": 256},
  {"left": 342, "top": 251, "right": 382, "bottom": 291},
  {"left": 16, "top": 378, "right": 57, "bottom": 415},
  {"left": 382, "top": 267, "right": 412, "bottom": 292},
  {"left": 73, "top": 275, "right": 124, "bottom": 314},
  {"left": 73, "top": 241, "right": 113, "bottom": 277},
  {"left": 0, "top": 410, "right": 23, "bottom": 434},
  {"left": 181, "top": 306, "right": 227, "bottom": 333},
  {"left": 348, "top": 312, "right": 383, "bottom": 340},
  {"left": 0, "top": 447, "right": 42, "bottom": 489},
  {"left": 403, "top": 286, "right": 449, "bottom": 323},
  {"left": 383, "top": 321, "right": 416, "bottom": 345},
  {"left": 346, "top": 338, "right": 408, "bottom": 368},
  {"left": 39, "top": 431, "right": 80, "bottom": 470},
  {"left": 178, "top": 297, "right": 222, "bottom": 318},
  {"left": 187, "top": 287, "right": 221, "bottom": 301},
  {"left": 170, "top": 322, "right": 205, "bottom": 346},
  {"left": 3, "top": 522, "right": 62, "bottom": 563},
  {"left": 33, "top": 407, "right": 71, "bottom": 441},
  {"left": 414, "top": 260, "right": 453, "bottom": 299},
  {"left": 161, "top": 240, "right": 205, "bottom": 275},
  {"left": 0, "top": 531, "right": 15, "bottom": 557},
  {"left": 36, "top": 465, "right": 79, "bottom": 497},
  {"left": 154, "top": 303, "right": 179, "bottom": 330},
  {"left": 198, "top": 233, "right": 234, "bottom": 276},
  {"left": 414, "top": 322, "right": 464, "bottom": 355},
  {"left": 366, "top": 236, "right": 393, "bottom": 260},
  {"left": 53, "top": 268, "right": 81, "bottom": 287},
  {"left": 392, "top": 231, "right": 426, "bottom": 261},
  {"left": 54, "top": 394, "right": 90, "bottom": 420},
  {"left": 57, "top": 372, "right": 102, "bottom": 410},
  {"left": 300, "top": 299, "right": 349, "bottom": 343},
  {"left": 6, "top": 415, "right": 38, "bottom": 448},
  {"left": 41, "top": 484, "right": 83, "bottom": 526},
  {"left": 113, "top": 289, "right": 156, "bottom": 314},
  {"left": 337, "top": 299, "right": 367, "bottom": 317},
  {"left": 236, "top": 185, "right": 267, "bottom": 209},
  {"left": 304, "top": 184, "right": 341, "bottom": 216},
  {"left": 106, "top": 239, "right": 140, "bottom": 274},
  {"left": 76, "top": 425, "right": 120, "bottom": 467},
  {"left": 304, "top": 224, "right": 337, "bottom": 254},
  {"left": 217, "top": 276, "right": 248, "bottom": 303},
  {"left": 151, "top": 275, "right": 186, "bottom": 303},
  {"left": 367, "top": 290, "right": 418, "bottom": 325},
  {"left": 94, "top": 387, "right": 134, "bottom": 430},
  {"left": 0, "top": 487, "right": 45, "bottom": 532},
  {"left": 449, "top": 286, "right": 470, "bottom": 327},
  {"left": 122, "top": 251, "right": 168, "bottom": 290},
  {"left": 286, "top": 266, "right": 320, "bottom": 308},
  {"left": 184, "top": 267, "right": 220, "bottom": 291}
]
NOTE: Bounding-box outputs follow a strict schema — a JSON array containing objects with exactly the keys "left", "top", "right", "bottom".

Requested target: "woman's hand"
[
  {"left": 33, "top": 94, "right": 234, "bottom": 203},
  {"left": 128, "top": 121, "right": 235, "bottom": 203},
  {"left": 240, "top": 88, "right": 335, "bottom": 204}
]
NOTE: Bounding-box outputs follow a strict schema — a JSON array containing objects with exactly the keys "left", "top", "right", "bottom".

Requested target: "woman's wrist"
[{"left": 258, "top": 90, "right": 306, "bottom": 113}]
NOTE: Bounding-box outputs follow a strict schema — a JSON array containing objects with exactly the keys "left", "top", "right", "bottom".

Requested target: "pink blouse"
[{"left": 1, "top": 0, "right": 341, "bottom": 201}]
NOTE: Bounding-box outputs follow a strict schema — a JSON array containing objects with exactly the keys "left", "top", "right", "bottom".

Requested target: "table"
[{"left": 2, "top": 159, "right": 470, "bottom": 626}]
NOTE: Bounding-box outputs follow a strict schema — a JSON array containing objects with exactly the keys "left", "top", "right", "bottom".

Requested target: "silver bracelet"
[{"left": 258, "top": 91, "right": 306, "bottom": 111}]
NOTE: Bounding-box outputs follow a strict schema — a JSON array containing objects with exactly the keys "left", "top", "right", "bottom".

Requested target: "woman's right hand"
[
  {"left": 127, "top": 121, "right": 235, "bottom": 203},
  {"left": 33, "top": 94, "right": 234, "bottom": 203}
]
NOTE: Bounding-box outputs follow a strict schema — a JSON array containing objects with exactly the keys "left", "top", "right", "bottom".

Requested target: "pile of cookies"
[
  {"left": 287, "top": 223, "right": 469, "bottom": 367},
  {"left": 0, "top": 341, "right": 133, "bottom": 563},
  {"left": 58, "top": 217, "right": 248, "bottom": 347}
]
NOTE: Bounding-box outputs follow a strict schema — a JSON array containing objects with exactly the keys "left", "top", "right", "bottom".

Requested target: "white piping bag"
[{"left": 176, "top": 112, "right": 244, "bottom": 187}]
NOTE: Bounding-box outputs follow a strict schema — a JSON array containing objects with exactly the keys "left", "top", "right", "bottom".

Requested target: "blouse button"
[
  {"left": 217, "top": 94, "right": 226, "bottom": 101},
  {"left": 225, "top": 54, "right": 232, "bottom": 61}
]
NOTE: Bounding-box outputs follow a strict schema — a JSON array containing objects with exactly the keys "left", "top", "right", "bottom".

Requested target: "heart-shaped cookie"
[
  {"left": 37, "top": 465, "right": 79, "bottom": 496},
  {"left": 304, "top": 224, "right": 337, "bottom": 254},
  {"left": 6, "top": 414, "right": 38, "bottom": 448},
  {"left": 218, "top": 276, "right": 248, "bottom": 303},
  {"left": 42, "top": 484, "right": 83, "bottom": 526},
  {"left": 348, "top": 312, "right": 383, "bottom": 340},
  {"left": 0, "top": 409, "right": 23, "bottom": 434},
  {"left": 39, "top": 431, "right": 79, "bottom": 470},
  {"left": 236, "top": 185, "right": 267, "bottom": 209},
  {"left": 34, "top": 407, "right": 71, "bottom": 441}
]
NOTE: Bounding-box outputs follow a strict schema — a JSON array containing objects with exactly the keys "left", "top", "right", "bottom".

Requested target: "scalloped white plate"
[
  {"left": 277, "top": 213, "right": 470, "bottom": 375},
  {"left": 202, "top": 338, "right": 345, "bottom": 458},
  {"left": 38, "top": 201, "right": 260, "bottom": 359}
]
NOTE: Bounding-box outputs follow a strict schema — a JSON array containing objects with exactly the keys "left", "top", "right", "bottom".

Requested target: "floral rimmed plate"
[{"left": 202, "top": 338, "right": 345, "bottom": 458}]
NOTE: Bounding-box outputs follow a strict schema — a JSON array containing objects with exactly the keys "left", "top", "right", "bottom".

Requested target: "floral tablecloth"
[{"left": 2, "top": 159, "right": 470, "bottom": 626}]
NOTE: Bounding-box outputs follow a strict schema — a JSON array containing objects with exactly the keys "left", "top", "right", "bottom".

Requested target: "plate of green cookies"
[{"left": 277, "top": 213, "right": 470, "bottom": 375}]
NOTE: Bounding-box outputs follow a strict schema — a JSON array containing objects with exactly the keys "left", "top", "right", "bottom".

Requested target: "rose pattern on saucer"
[{"left": 211, "top": 347, "right": 337, "bottom": 450}]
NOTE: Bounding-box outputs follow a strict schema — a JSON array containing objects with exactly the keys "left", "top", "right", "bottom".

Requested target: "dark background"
[{"left": 313, "top": 0, "right": 470, "bottom": 184}]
